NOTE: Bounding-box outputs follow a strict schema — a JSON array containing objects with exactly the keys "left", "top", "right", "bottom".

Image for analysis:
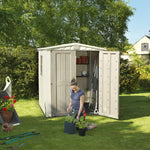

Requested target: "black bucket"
[
  {"left": 78, "top": 128, "right": 86, "bottom": 136},
  {"left": 64, "top": 121, "right": 76, "bottom": 134}
]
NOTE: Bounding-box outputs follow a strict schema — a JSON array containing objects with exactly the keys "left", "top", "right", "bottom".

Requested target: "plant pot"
[
  {"left": 80, "top": 56, "right": 88, "bottom": 64},
  {"left": 78, "top": 128, "right": 86, "bottom": 136},
  {"left": 0, "top": 111, "right": 13, "bottom": 123},
  {"left": 1, "top": 122, "right": 13, "bottom": 133},
  {"left": 64, "top": 121, "right": 76, "bottom": 134},
  {"left": 78, "top": 58, "right": 82, "bottom": 64}
]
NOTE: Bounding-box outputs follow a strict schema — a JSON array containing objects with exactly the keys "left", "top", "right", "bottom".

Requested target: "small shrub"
[
  {"left": 139, "top": 73, "right": 150, "bottom": 91},
  {"left": 120, "top": 59, "right": 140, "bottom": 93}
]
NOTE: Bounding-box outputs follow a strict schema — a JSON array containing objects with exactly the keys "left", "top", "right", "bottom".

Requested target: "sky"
[{"left": 125, "top": 0, "right": 150, "bottom": 45}]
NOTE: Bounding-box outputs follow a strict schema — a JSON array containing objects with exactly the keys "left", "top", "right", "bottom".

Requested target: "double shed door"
[{"left": 51, "top": 50, "right": 120, "bottom": 119}]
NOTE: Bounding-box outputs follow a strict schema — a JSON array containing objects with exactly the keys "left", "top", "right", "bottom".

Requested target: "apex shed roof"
[{"left": 37, "top": 43, "right": 106, "bottom": 52}]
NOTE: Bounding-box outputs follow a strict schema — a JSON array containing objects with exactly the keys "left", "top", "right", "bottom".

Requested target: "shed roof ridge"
[{"left": 37, "top": 43, "right": 106, "bottom": 51}]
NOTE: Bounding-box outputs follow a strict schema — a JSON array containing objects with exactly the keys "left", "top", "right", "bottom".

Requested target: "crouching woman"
[{"left": 67, "top": 78, "right": 97, "bottom": 130}]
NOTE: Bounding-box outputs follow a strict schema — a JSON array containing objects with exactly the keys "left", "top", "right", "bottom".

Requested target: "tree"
[
  {"left": 53, "top": 0, "right": 134, "bottom": 50},
  {"left": 0, "top": 0, "right": 34, "bottom": 47},
  {"left": 0, "top": 0, "right": 134, "bottom": 50}
]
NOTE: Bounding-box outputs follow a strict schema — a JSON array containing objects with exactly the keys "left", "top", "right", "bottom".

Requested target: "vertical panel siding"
[
  {"left": 39, "top": 51, "right": 51, "bottom": 117},
  {"left": 99, "top": 51, "right": 119, "bottom": 119},
  {"left": 65, "top": 54, "right": 71, "bottom": 112},
  {"left": 110, "top": 54, "right": 119, "bottom": 117},
  {"left": 51, "top": 51, "right": 76, "bottom": 116}
]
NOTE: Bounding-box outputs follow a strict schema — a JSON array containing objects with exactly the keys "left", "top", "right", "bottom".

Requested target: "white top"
[{"left": 37, "top": 43, "right": 106, "bottom": 52}]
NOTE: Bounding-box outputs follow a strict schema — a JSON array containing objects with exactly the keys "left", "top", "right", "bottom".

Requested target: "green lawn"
[{"left": 0, "top": 91, "right": 150, "bottom": 150}]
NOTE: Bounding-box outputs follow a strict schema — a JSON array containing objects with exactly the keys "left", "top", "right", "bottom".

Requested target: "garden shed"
[{"left": 37, "top": 43, "right": 120, "bottom": 119}]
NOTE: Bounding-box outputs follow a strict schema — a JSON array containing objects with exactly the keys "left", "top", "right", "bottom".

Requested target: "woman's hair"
[{"left": 71, "top": 78, "right": 77, "bottom": 86}]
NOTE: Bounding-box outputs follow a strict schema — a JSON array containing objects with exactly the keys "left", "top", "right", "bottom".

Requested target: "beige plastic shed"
[{"left": 37, "top": 43, "right": 120, "bottom": 119}]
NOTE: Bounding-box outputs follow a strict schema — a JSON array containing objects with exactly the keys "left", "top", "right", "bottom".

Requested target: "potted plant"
[
  {"left": 0, "top": 95, "right": 17, "bottom": 123},
  {"left": 64, "top": 109, "right": 77, "bottom": 134},
  {"left": 76, "top": 111, "right": 87, "bottom": 136}
]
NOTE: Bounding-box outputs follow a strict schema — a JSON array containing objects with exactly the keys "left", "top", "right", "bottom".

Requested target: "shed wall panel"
[
  {"left": 99, "top": 51, "right": 119, "bottom": 119},
  {"left": 39, "top": 51, "right": 52, "bottom": 117}
]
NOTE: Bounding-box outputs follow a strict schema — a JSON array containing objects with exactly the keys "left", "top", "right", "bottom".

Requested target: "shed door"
[
  {"left": 51, "top": 51, "right": 76, "bottom": 116},
  {"left": 99, "top": 51, "right": 120, "bottom": 119}
]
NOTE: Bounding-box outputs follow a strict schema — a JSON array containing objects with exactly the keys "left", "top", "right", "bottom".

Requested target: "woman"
[
  {"left": 67, "top": 78, "right": 97, "bottom": 129},
  {"left": 67, "top": 78, "right": 85, "bottom": 121}
]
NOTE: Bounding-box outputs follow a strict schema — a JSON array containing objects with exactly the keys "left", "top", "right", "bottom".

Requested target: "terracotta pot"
[
  {"left": 1, "top": 122, "right": 13, "bottom": 133},
  {"left": 76, "top": 58, "right": 78, "bottom": 64},
  {"left": 78, "top": 58, "right": 82, "bottom": 64},
  {"left": 0, "top": 111, "right": 13, "bottom": 123},
  {"left": 80, "top": 56, "right": 86, "bottom": 59},
  {"left": 80, "top": 56, "right": 88, "bottom": 64},
  {"left": 81, "top": 58, "right": 86, "bottom": 64}
]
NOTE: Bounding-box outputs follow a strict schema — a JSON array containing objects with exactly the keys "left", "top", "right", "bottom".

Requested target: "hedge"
[
  {"left": 0, "top": 46, "right": 38, "bottom": 98},
  {"left": 139, "top": 73, "right": 150, "bottom": 91},
  {"left": 0, "top": 48, "right": 145, "bottom": 97},
  {"left": 120, "top": 59, "right": 140, "bottom": 93}
]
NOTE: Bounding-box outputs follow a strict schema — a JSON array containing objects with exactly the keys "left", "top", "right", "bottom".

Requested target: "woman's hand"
[
  {"left": 76, "top": 116, "right": 80, "bottom": 121},
  {"left": 67, "top": 107, "right": 71, "bottom": 114}
]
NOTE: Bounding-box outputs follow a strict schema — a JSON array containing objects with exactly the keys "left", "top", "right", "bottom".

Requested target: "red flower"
[
  {"left": 3, "top": 108, "right": 7, "bottom": 111},
  {"left": 13, "top": 99, "right": 17, "bottom": 103},
  {"left": 83, "top": 113, "right": 86, "bottom": 117},
  {"left": 83, "top": 110, "right": 85, "bottom": 113},
  {"left": 4, "top": 96, "right": 9, "bottom": 99},
  {"left": 11, "top": 95, "right": 15, "bottom": 98}
]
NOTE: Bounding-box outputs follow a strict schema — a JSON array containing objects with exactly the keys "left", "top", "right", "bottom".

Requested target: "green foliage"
[
  {"left": 139, "top": 72, "right": 150, "bottom": 91},
  {"left": 0, "top": 0, "right": 134, "bottom": 49},
  {"left": 0, "top": 96, "right": 17, "bottom": 112},
  {"left": 129, "top": 52, "right": 149, "bottom": 73},
  {"left": 65, "top": 109, "right": 76, "bottom": 123},
  {"left": 107, "top": 47, "right": 120, "bottom": 51},
  {"left": 0, "top": 47, "right": 14, "bottom": 89},
  {"left": 0, "top": 0, "right": 34, "bottom": 47},
  {"left": 76, "top": 116, "right": 87, "bottom": 129},
  {"left": 0, "top": 46, "right": 38, "bottom": 98},
  {"left": 75, "top": 111, "right": 87, "bottom": 129},
  {"left": 120, "top": 59, "right": 140, "bottom": 93},
  {"left": 127, "top": 52, "right": 150, "bottom": 91}
]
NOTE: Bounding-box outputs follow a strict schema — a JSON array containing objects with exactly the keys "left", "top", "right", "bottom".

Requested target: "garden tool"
[
  {"left": 0, "top": 132, "right": 40, "bottom": 145},
  {"left": 0, "top": 131, "right": 35, "bottom": 140},
  {"left": 11, "top": 143, "right": 25, "bottom": 150},
  {"left": 89, "top": 56, "right": 98, "bottom": 107},
  {"left": 7, "top": 143, "right": 24, "bottom": 149},
  {"left": 94, "top": 90, "right": 98, "bottom": 114}
]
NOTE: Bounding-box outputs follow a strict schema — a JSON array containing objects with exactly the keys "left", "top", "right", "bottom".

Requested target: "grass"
[{"left": 0, "top": 91, "right": 150, "bottom": 150}]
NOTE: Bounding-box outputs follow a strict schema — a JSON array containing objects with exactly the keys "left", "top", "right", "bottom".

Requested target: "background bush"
[
  {"left": 0, "top": 46, "right": 38, "bottom": 98},
  {"left": 1, "top": 46, "right": 147, "bottom": 97},
  {"left": 120, "top": 58, "right": 140, "bottom": 93},
  {"left": 138, "top": 65, "right": 150, "bottom": 91},
  {"left": 139, "top": 73, "right": 150, "bottom": 91}
]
